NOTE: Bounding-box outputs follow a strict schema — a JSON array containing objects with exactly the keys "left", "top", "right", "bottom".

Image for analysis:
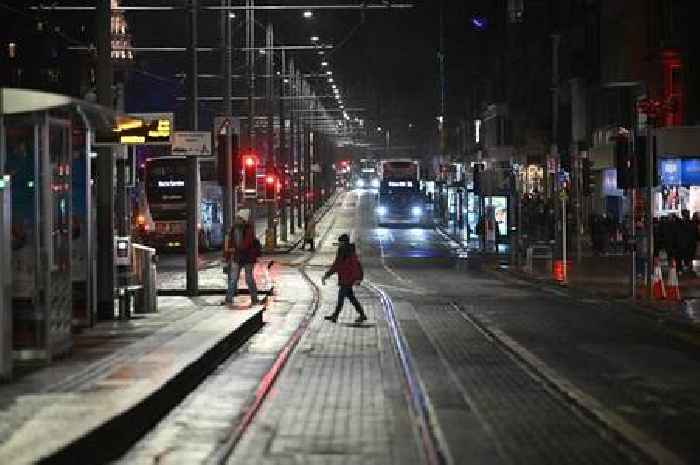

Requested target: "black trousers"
[{"left": 333, "top": 285, "right": 365, "bottom": 316}]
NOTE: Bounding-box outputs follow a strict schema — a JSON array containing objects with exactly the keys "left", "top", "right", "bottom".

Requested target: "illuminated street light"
[
  {"left": 328, "top": 78, "right": 334, "bottom": 83},
  {"left": 326, "top": 70, "right": 333, "bottom": 75},
  {"left": 310, "top": 35, "right": 320, "bottom": 42},
  {"left": 229, "top": 12, "right": 236, "bottom": 19},
  {"left": 303, "top": 10, "right": 313, "bottom": 19},
  {"left": 321, "top": 61, "right": 329, "bottom": 67}
]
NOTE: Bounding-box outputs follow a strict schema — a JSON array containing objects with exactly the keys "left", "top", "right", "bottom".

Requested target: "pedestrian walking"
[
  {"left": 679, "top": 209, "right": 697, "bottom": 273},
  {"left": 321, "top": 234, "right": 367, "bottom": 323},
  {"left": 301, "top": 215, "right": 316, "bottom": 251},
  {"left": 223, "top": 209, "right": 262, "bottom": 306}
]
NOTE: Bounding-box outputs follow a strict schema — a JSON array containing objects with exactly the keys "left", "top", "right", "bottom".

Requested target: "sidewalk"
[
  {"left": 0, "top": 295, "right": 262, "bottom": 465},
  {"left": 438, "top": 225, "right": 700, "bottom": 331},
  {"left": 0, "top": 192, "right": 345, "bottom": 465}
]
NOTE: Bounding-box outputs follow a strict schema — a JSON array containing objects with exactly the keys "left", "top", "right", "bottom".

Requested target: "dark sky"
[{"left": 121, "top": 1, "right": 462, "bottom": 138}]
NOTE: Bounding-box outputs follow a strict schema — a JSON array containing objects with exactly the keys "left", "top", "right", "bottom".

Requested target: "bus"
[
  {"left": 376, "top": 159, "right": 428, "bottom": 226},
  {"left": 137, "top": 156, "right": 225, "bottom": 251}
]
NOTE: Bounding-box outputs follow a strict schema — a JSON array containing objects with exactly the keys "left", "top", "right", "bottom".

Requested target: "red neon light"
[
  {"left": 245, "top": 156, "right": 256, "bottom": 167},
  {"left": 265, "top": 175, "right": 275, "bottom": 184}
]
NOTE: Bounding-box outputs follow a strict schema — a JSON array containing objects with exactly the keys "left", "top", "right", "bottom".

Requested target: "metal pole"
[
  {"left": 222, "top": 0, "right": 233, "bottom": 234},
  {"left": 279, "top": 50, "right": 288, "bottom": 242},
  {"left": 288, "top": 58, "right": 296, "bottom": 235},
  {"left": 96, "top": 0, "right": 115, "bottom": 319},
  {"left": 647, "top": 117, "right": 655, "bottom": 298},
  {"left": 186, "top": 0, "right": 199, "bottom": 294},
  {"left": 297, "top": 70, "right": 304, "bottom": 230},
  {"left": 246, "top": 0, "right": 257, "bottom": 233},
  {"left": 562, "top": 194, "right": 567, "bottom": 283},
  {"left": 221, "top": 0, "right": 234, "bottom": 299},
  {"left": 265, "top": 22, "right": 276, "bottom": 250}
]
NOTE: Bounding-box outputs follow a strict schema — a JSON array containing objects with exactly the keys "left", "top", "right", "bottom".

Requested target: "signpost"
[{"left": 172, "top": 131, "right": 212, "bottom": 156}]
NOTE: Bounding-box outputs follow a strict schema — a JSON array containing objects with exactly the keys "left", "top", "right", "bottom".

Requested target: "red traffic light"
[{"left": 245, "top": 156, "right": 256, "bottom": 167}]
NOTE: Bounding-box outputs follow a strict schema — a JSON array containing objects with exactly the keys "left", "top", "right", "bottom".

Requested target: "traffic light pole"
[{"left": 221, "top": 0, "right": 233, "bottom": 237}]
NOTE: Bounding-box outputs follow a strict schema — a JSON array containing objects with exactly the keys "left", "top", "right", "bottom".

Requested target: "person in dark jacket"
[
  {"left": 224, "top": 210, "right": 261, "bottom": 306},
  {"left": 679, "top": 209, "right": 697, "bottom": 273},
  {"left": 322, "top": 234, "right": 367, "bottom": 323}
]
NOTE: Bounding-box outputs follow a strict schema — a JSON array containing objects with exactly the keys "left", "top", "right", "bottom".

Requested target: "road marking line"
[{"left": 453, "top": 303, "right": 687, "bottom": 465}]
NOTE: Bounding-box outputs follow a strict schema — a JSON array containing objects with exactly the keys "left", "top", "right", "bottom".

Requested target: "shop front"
[{"left": 655, "top": 126, "right": 700, "bottom": 218}]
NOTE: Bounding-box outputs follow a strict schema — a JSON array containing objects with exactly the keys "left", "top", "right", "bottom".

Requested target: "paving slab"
[{"left": 0, "top": 301, "right": 262, "bottom": 465}]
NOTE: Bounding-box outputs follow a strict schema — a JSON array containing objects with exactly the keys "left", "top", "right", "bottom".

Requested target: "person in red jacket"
[{"left": 322, "top": 234, "right": 367, "bottom": 323}]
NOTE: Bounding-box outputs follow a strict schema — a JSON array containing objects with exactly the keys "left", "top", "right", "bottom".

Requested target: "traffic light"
[
  {"left": 264, "top": 172, "right": 276, "bottom": 200},
  {"left": 243, "top": 152, "right": 258, "bottom": 195},
  {"left": 217, "top": 134, "right": 240, "bottom": 187}
]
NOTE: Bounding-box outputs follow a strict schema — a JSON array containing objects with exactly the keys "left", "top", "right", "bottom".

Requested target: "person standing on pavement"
[
  {"left": 301, "top": 214, "right": 316, "bottom": 251},
  {"left": 321, "top": 234, "right": 367, "bottom": 323},
  {"left": 223, "top": 209, "right": 261, "bottom": 306},
  {"left": 679, "top": 209, "right": 697, "bottom": 274}
]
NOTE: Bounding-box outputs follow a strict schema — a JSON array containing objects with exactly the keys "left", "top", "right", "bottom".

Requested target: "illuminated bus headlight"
[
  {"left": 411, "top": 206, "right": 423, "bottom": 217},
  {"left": 370, "top": 178, "right": 380, "bottom": 188},
  {"left": 376, "top": 205, "right": 387, "bottom": 216},
  {"left": 356, "top": 178, "right": 365, "bottom": 188}
]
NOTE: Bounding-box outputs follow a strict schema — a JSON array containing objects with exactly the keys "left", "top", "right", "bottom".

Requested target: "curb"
[
  {"left": 39, "top": 310, "right": 264, "bottom": 465},
  {"left": 435, "top": 225, "right": 700, "bottom": 348}
]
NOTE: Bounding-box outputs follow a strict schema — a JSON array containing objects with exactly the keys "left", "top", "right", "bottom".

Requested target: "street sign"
[
  {"left": 172, "top": 131, "right": 212, "bottom": 157},
  {"left": 95, "top": 112, "right": 173, "bottom": 146}
]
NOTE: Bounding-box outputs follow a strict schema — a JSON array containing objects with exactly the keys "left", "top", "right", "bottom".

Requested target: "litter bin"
[{"left": 132, "top": 244, "right": 158, "bottom": 314}]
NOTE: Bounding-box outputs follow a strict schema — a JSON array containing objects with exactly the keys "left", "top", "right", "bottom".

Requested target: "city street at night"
[{"left": 3, "top": 1, "right": 700, "bottom": 464}]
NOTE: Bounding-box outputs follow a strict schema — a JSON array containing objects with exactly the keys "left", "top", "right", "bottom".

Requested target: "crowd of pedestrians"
[{"left": 654, "top": 210, "right": 700, "bottom": 274}]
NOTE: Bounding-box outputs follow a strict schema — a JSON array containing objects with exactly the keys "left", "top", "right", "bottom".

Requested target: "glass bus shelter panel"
[
  {"left": 1, "top": 176, "right": 12, "bottom": 380},
  {"left": 46, "top": 120, "right": 72, "bottom": 357},
  {"left": 4, "top": 114, "right": 73, "bottom": 362},
  {"left": 5, "top": 116, "right": 42, "bottom": 353}
]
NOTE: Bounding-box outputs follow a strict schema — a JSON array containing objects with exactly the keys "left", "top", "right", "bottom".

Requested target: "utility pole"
[
  {"left": 288, "top": 58, "right": 295, "bottom": 236},
  {"left": 438, "top": 0, "right": 447, "bottom": 160},
  {"left": 246, "top": 0, "right": 256, "bottom": 233},
  {"left": 551, "top": 32, "right": 561, "bottom": 264},
  {"left": 265, "top": 22, "right": 276, "bottom": 250},
  {"left": 221, "top": 0, "right": 233, "bottom": 240},
  {"left": 96, "top": 0, "right": 115, "bottom": 320},
  {"left": 297, "top": 69, "right": 304, "bottom": 231},
  {"left": 186, "top": 0, "right": 200, "bottom": 295},
  {"left": 279, "top": 50, "right": 288, "bottom": 242}
]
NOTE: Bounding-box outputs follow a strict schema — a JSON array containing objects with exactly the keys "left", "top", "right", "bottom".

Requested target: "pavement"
[
  {"left": 438, "top": 221, "right": 700, "bottom": 331},
  {"left": 0, "top": 296, "right": 262, "bottom": 465},
  {"left": 0, "top": 196, "right": 340, "bottom": 465}
]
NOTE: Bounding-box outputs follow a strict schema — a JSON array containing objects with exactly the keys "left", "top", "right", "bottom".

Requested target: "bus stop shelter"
[{"left": 0, "top": 88, "right": 128, "bottom": 376}]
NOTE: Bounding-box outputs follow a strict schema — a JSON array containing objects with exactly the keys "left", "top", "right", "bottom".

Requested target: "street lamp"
[
  {"left": 303, "top": 10, "right": 313, "bottom": 19},
  {"left": 310, "top": 35, "right": 320, "bottom": 42}
]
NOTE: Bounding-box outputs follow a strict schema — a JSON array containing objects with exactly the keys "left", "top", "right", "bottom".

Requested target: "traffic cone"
[
  {"left": 667, "top": 259, "right": 681, "bottom": 301},
  {"left": 652, "top": 258, "right": 666, "bottom": 300}
]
